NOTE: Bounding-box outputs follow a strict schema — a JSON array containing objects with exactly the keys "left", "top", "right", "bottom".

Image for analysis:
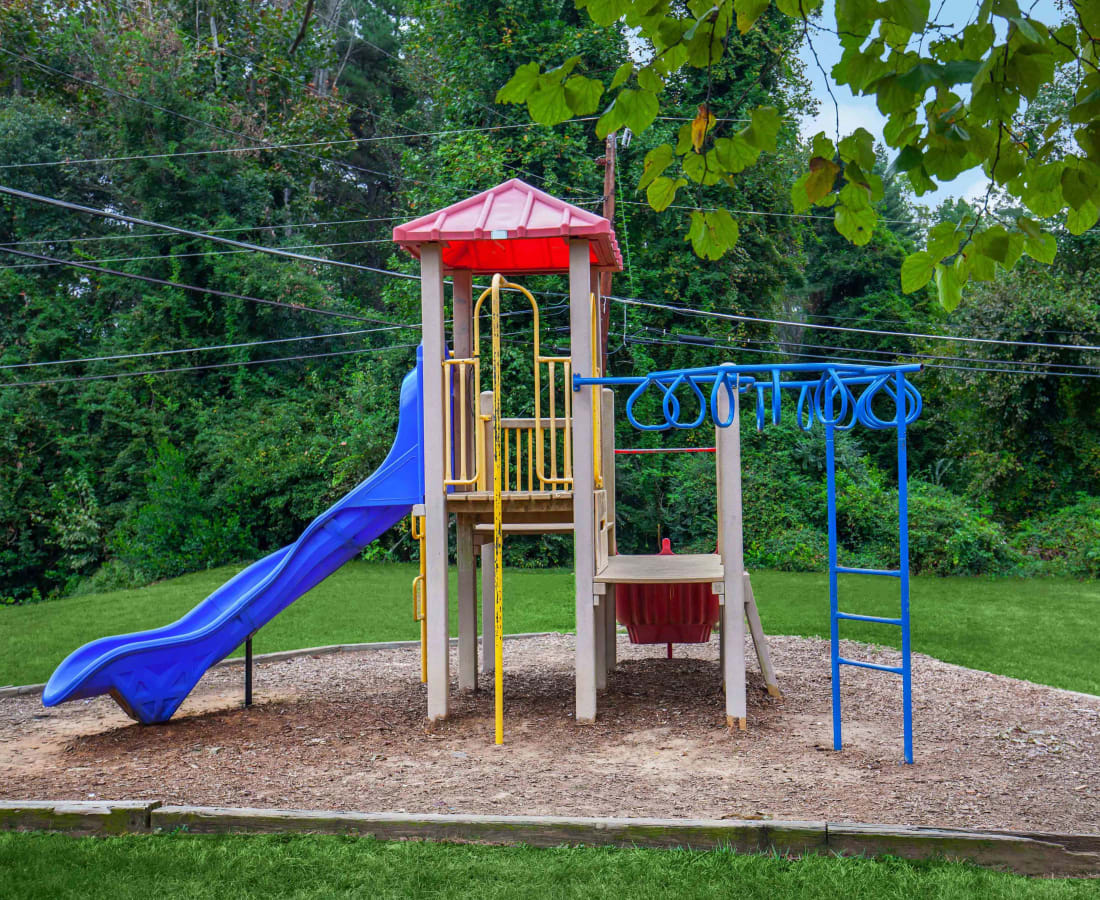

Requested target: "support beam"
[
  {"left": 420, "top": 243, "right": 449, "bottom": 721},
  {"left": 717, "top": 383, "right": 747, "bottom": 731},
  {"left": 571, "top": 242, "right": 598, "bottom": 723},
  {"left": 457, "top": 517, "right": 477, "bottom": 690},
  {"left": 744, "top": 571, "right": 780, "bottom": 698}
]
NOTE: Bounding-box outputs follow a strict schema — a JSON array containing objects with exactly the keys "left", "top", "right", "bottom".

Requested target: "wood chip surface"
[{"left": 2, "top": 635, "right": 1097, "bottom": 832}]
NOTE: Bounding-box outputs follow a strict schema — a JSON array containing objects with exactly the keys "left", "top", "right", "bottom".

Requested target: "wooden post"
[
  {"left": 453, "top": 271, "right": 477, "bottom": 691},
  {"left": 420, "top": 243, "right": 450, "bottom": 721},
  {"left": 572, "top": 241, "right": 598, "bottom": 723},
  {"left": 457, "top": 518, "right": 477, "bottom": 690},
  {"left": 717, "top": 381, "right": 747, "bottom": 731},
  {"left": 601, "top": 388, "right": 617, "bottom": 672},
  {"left": 479, "top": 390, "right": 495, "bottom": 675}
]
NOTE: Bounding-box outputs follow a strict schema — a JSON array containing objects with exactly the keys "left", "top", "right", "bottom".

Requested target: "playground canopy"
[{"left": 393, "top": 178, "right": 623, "bottom": 274}]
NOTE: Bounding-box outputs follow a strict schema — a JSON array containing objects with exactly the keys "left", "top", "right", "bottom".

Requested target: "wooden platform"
[
  {"left": 594, "top": 553, "right": 724, "bottom": 585},
  {"left": 447, "top": 490, "right": 575, "bottom": 516}
]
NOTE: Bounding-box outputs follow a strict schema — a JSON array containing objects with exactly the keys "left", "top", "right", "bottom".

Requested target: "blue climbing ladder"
[{"left": 823, "top": 369, "right": 914, "bottom": 764}]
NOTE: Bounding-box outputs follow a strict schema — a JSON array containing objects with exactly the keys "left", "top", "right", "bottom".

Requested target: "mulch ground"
[{"left": 2, "top": 634, "right": 1097, "bottom": 832}]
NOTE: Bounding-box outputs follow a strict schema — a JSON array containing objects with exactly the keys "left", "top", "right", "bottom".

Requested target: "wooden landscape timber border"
[
  {"left": 0, "top": 801, "right": 1097, "bottom": 877},
  {"left": 0, "top": 632, "right": 563, "bottom": 698}
]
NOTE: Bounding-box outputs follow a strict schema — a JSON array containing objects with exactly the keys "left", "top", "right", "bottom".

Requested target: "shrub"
[{"left": 1012, "top": 495, "right": 1100, "bottom": 578}]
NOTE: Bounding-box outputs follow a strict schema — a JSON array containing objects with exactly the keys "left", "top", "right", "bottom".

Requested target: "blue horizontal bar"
[
  {"left": 836, "top": 612, "right": 903, "bottom": 625},
  {"left": 837, "top": 656, "right": 904, "bottom": 675},
  {"left": 835, "top": 566, "right": 902, "bottom": 577}
]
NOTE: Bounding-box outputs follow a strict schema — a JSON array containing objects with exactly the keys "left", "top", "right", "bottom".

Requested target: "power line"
[
  {"left": 0, "top": 214, "right": 417, "bottom": 250},
  {"left": 0, "top": 325, "right": 411, "bottom": 371},
  {"left": 0, "top": 342, "right": 420, "bottom": 389},
  {"left": 618, "top": 199, "right": 920, "bottom": 228},
  {"left": 0, "top": 183, "right": 416, "bottom": 277},
  {"left": 0, "top": 237, "right": 396, "bottom": 272},
  {"left": 0, "top": 118, "right": 603, "bottom": 171},
  {"left": 625, "top": 332, "right": 1100, "bottom": 380},
  {"left": 636, "top": 325, "right": 1100, "bottom": 376},
  {"left": 610, "top": 295, "right": 1100, "bottom": 354},
  {"left": 0, "top": 245, "right": 400, "bottom": 324}
]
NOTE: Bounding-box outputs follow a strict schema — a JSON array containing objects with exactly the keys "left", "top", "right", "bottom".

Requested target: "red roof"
[{"left": 393, "top": 178, "right": 622, "bottom": 275}]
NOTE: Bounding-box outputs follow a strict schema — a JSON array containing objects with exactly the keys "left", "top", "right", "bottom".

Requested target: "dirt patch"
[{"left": 2, "top": 635, "right": 1097, "bottom": 831}]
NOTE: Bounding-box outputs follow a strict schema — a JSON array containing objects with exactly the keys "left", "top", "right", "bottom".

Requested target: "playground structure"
[{"left": 42, "top": 178, "right": 922, "bottom": 763}]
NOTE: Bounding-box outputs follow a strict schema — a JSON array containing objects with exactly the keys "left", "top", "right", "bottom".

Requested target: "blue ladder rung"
[
  {"left": 835, "top": 566, "right": 901, "bottom": 577},
  {"left": 836, "top": 611, "right": 903, "bottom": 625},
  {"left": 837, "top": 656, "right": 904, "bottom": 675}
]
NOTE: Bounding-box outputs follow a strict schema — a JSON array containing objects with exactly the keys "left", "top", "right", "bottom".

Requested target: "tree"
[{"left": 496, "top": 0, "right": 1100, "bottom": 309}]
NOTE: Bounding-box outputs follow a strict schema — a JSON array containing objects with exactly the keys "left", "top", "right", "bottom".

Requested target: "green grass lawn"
[
  {"left": 0, "top": 833, "right": 1094, "bottom": 900},
  {"left": 2, "top": 561, "right": 1098, "bottom": 694}
]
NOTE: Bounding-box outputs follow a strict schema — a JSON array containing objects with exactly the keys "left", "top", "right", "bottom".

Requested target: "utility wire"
[
  {"left": 0, "top": 118, "right": 602, "bottom": 171},
  {"left": 0, "top": 342, "right": 420, "bottom": 389},
  {"left": 0, "top": 325, "right": 410, "bottom": 371},
  {"left": 0, "top": 214, "right": 417, "bottom": 249},
  {"left": 626, "top": 332, "right": 1100, "bottom": 380},
  {"left": 0, "top": 245, "right": 399, "bottom": 324},
  {"left": 610, "top": 295, "right": 1100, "bottom": 354},
  {"left": 0, "top": 184, "right": 416, "bottom": 277},
  {"left": 637, "top": 325, "right": 1100, "bottom": 375}
]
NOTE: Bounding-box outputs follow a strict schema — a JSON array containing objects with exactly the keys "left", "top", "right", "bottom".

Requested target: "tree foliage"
[{"left": 498, "top": 0, "right": 1100, "bottom": 309}]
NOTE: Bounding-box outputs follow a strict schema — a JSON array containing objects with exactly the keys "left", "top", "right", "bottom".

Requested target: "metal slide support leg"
[{"left": 244, "top": 637, "right": 253, "bottom": 708}]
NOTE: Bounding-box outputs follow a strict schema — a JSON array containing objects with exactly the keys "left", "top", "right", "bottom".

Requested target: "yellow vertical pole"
[{"left": 491, "top": 275, "right": 505, "bottom": 745}]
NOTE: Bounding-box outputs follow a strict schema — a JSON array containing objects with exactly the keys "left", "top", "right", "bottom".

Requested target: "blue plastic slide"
[{"left": 42, "top": 348, "right": 426, "bottom": 724}]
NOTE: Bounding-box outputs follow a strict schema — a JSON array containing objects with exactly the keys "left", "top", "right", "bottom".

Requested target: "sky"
[{"left": 796, "top": 0, "right": 1064, "bottom": 209}]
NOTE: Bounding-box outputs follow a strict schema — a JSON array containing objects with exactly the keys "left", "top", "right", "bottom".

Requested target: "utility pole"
[{"left": 598, "top": 132, "right": 616, "bottom": 373}]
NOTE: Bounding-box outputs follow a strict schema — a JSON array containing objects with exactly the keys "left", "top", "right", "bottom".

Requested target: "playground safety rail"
[{"left": 574, "top": 361, "right": 922, "bottom": 764}]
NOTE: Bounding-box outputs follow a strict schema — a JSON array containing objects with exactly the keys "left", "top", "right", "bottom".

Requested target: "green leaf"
[
  {"left": 686, "top": 209, "right": 739, "bottom": 260},
  {"left": 927, "top": 222, "right": 961, "bottom": 259},
  {"left": 609, "top": 62, "right": 633, "bottom": 91},
  {"left": 838, "top": 128, "right": 876, "bottom": 169},
  {"left": 613, "top": 88, "right": 659, "bottom": 134},
  {"left": 638, "top": 144, "right": 675, "bottom": 190},
  {"left": 834, "top": 197, "right": 877, "bottom": 245},
  {"left": 646, "top": 176, "right": 687, "bottom": 211},
  {"left": 527, "top": 82, "right": 572, "bottom": 125},
  {"left": 934, "top": 262, "right": 963, "bottom": 312},
  {"left": 734, "top": 0, "right": 770, "bottom": 34},
  {"left": 882, "top": 0, "right": 928, "bottom": 33},
  {"left": 1066, "top": 200, "right": 1100, "bottom": 235},
  {"left": 900, "top": 251, "right": 935, "bottom": 293},
  {"left": 745, "top": 106, "right": 781, "bottom": 153},
  {"left": 712, "top": 134, "right": 758, "bottom": 173},
  {"left": 563, "top": 76, "right": 604, "bottom": 115},
  {"left": 576, "top": 0, "right": 632, "bottom": 27},
  {"left": 1024, "top": 231, "right": 1057, "bottom": 264},
  {"left": 682, "top": 149, "right": 722, "bottom": 185},
  {"left": 637, "top": 66, "right": 664, "bottom": 93},
  {"left": 496, "top": 62, "right": 540, "bottom": 104}
]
